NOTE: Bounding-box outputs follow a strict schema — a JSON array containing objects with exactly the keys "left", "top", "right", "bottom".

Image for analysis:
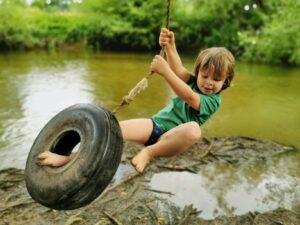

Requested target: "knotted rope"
[{"left": 112, "top": 0, "right": 172, "bottom": 114}]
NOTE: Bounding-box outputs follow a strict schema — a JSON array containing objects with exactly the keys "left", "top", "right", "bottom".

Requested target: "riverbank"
[
  {"left": 1, "top": 1, "right": 300, "bottom": 66},
  {"left": 1, "top": 136, "right": 299, "bottom": 225}
]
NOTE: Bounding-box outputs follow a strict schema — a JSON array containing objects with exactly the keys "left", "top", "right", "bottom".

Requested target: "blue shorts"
[{"left": 144, "top": 119, "right": 165, "bottom": 146}]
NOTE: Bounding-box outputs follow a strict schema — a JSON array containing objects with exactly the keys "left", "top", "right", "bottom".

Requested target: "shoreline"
[{"left": 1, "top": 136, "right": 299, "bottom": 224}]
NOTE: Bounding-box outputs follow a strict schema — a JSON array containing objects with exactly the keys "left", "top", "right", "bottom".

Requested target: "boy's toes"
[
  {"left": 131, "top": 157, "right": 137, "bottom": 166},
  {"left": 135, "top": 161, "right": 147, "bottom": 173},
  {"left": 136, "top": 165, "right": 144, "bottom": 173},
  {"left": 135, "top": 164, "right": 142, "bottom": 173},
  {"left": 37, "top": 157, "right": 53, "bottom": 166},
  {"left": 37, "top": 151, "right": 49, "bottom": 160},
  {"left": 40, "top": 159, "right": 50, "bottom": 166}
]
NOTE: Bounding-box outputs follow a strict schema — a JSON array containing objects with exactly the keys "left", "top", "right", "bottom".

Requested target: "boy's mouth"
[{"left": 203, "top": 87, "right": 213, "bottom": 93}]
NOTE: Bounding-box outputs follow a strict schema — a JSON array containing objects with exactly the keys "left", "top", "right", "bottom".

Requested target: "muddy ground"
[{"left": 0, "top": 136, "right": 300, "bottom": 225}]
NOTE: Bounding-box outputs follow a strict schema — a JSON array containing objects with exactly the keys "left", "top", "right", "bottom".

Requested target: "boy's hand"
[
  {"left": 159, "top": 28, "right": 175, "bottom": 49},
  {"left": 150, "top": 55, "right": 172, "bottom": 76}
]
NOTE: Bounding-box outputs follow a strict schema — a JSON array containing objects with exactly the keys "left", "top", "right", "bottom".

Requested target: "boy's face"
[{"left": 197, "top": 70, "right": 225, "bottom": 95}]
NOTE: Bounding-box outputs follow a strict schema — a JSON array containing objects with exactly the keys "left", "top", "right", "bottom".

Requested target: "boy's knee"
[{"left": 186, "top": 122, "right": 201, "bottom": 142}]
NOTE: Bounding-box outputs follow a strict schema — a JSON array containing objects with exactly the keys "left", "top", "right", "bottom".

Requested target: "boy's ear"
[{"left": 222, "top": 78, "right": 230, "bottom": 90}]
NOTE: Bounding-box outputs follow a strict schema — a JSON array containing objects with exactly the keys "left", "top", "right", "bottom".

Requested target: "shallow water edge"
[{"left": 1, "top": 136, "right": 300, "bottom": 224}]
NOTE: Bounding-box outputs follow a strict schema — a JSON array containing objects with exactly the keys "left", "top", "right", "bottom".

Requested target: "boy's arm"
[
  {"left": 165, "top": 47, "right": 190, "bottom": 82},
  {"left": 151, "top": 55, "right": 200, "bottom": 110},
  {"left": 160, "top": 28, "right": 190, "bottom": 82}
]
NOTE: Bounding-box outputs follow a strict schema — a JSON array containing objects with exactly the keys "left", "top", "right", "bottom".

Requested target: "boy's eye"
[{"left": 214, "top": 78, "right": 221, "bottom": 81}]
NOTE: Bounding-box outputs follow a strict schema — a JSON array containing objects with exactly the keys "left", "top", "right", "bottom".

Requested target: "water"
[
  {"left": 0, "top": 50, "right": 299, "bottom": 217},
  {"left": 150, "top": 151, "right": 300, "bottom": 219}
]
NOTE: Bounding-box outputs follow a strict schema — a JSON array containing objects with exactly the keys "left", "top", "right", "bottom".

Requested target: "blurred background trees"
[{"left": 0, "top": 0, "right": 299, "bottom": 66}]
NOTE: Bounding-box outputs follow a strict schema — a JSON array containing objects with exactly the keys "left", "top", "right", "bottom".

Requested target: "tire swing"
[
  {"left": 25, "top": 104, "right": 122, "bottom": 210},
  {"left": 25, "top": 0, "right": 172, "bottom": 210}
]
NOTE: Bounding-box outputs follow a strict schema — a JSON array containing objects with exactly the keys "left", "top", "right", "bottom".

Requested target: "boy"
[{"left": 38, "top": 28, "right": 235, "bottom": 173}]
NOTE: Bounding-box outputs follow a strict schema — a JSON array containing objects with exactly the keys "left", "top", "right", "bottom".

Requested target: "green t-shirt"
[{"left": 152, "top": 75, "right": 221, "bottom": 132}]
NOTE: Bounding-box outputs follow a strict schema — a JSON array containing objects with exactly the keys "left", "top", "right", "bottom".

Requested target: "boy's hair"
[{"left": 194, "top": 47, "right": 235, "bottom": 91}]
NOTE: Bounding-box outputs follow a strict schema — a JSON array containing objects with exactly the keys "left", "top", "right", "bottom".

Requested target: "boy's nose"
[{"left": 206, "top": 79, "right": 213, "bottom": 86}]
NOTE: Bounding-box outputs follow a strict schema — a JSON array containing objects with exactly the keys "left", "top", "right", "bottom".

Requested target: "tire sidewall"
[{"left": 25, "top": 104, "right": 123, "bottom": 209}]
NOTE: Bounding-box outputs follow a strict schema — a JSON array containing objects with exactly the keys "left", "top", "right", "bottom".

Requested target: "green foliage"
[
  {"left": 0, "top": 5, "right": 30, "bottom": 50},
  {"left": 75, "top": 0, "right": 165, "bottom": 50},
  {"left": 171, "top": 0, "right": 266, "bottom": 56},
  {"left": 0, "top": 0, "right": 26, "bottom": 6},
  {"left": 29, "top": 13, "right": 86, "bottom": 48},
  {"left": 0, "top": 3, "right": 86, "bottom": 50},
  {"left": 31, "top": 0, "right": 75, "bottom": 11},
  {"left": 238, "top": 0, "right": 300, "bottom": 65},
  {"left": 0, "top": 0, "right": 299, "bottom": 65}
]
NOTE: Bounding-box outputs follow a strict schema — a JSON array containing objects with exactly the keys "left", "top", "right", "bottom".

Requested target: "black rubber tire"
[{"left": 25, "top": 103, "right": 123, "bottom": 210}]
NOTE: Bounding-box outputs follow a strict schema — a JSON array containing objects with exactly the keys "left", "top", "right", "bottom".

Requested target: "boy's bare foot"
[
  {"left": 37, "top": 151, "right": 73, "bottom": 167},
  {"left": 131, "top": 149, "right": 152, "bottom": 173}
]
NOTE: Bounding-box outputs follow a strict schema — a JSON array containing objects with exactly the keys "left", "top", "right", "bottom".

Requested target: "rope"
[{"left": 112, "top": 0, "right": 172, "bottom": 114}]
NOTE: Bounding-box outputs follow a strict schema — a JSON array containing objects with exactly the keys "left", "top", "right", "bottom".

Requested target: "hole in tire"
[{"left": 51, "top": 130, "right": 81, "bottom": 156}]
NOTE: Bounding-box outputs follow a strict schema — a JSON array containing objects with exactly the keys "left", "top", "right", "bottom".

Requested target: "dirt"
[{"left": 1, "top": 136, "right": 300, "bottom": 225}]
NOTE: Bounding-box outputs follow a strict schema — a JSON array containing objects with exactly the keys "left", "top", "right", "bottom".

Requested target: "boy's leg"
[
  {"left": 119, "top": 119, "right": 153, "bottom": 144},
  {"left": 132, "top": 121, "right": 201, "bottom": 173},
  {"left": 38, "top": 118, "right": 153, "bottom": 167}
]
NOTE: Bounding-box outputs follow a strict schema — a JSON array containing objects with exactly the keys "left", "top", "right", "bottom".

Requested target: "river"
[
  {"left": 0, "top": 50, "right": 299, "bottom": 219},
  {"left": 0, "top": 50, "right": 299, "bottom": 169}
]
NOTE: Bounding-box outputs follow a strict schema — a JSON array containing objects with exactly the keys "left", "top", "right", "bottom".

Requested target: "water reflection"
[
  {"left": 0, "top": 54, "right": 94, "bottom": 169},
  {"left": 150, "top": 152, "right": 300, "bottom": 219}
]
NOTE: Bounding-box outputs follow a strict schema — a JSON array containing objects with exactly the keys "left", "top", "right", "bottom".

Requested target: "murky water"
[
  {"left": 0, "top": 50, "right": 299, "bottom": 217},
  {"left": 150, "top": 151, "right": 300, "bottom": 219}
]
